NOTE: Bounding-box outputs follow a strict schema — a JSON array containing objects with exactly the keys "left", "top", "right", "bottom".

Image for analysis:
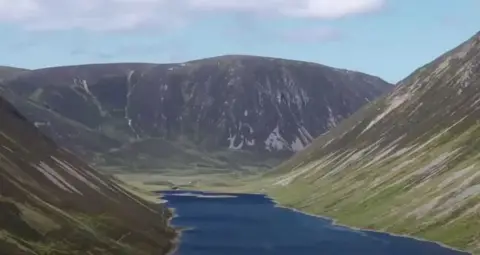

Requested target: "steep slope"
[
  {"left": 267, "top": 32, "right": 480, "bottom": 253},
  {"left": 0, "top": 96, "right": 175, "bottom": 254},
  {"left": 1, "top": 56, "right": 391, "bottom": 171}
]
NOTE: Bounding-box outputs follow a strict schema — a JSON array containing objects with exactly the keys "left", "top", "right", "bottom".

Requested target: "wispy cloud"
[{"left": 0, "top": 0, "right": 386, "bottom": 31}]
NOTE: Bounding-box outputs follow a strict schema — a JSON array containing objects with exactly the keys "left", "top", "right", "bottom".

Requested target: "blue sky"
[{"left": 0, "top": 0, "right": 478, "bottom": 83}]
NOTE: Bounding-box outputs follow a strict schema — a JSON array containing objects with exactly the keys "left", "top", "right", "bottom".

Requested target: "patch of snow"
[
  {"left": 414, "top": 151, "right": 456, "bottom": 176},
  {"left": 327, "top": 107, "right": 337, "bottom": 128},
  {"left": 441, "top": 184, "right": 480, "bottom": 210},
  {"left": 242, "top": 122, "right": 254, "bottom": 134},
  {"left": 264, "top": 125, "right": 288, "bottom": 151},
  {"left": 298, "top": 126, "right": 313, "bottom": 141},
  {"left": 361, "top": 93, "right": 411, "bottom": 134},
  {"left": 362, "top": 136, "right": 405, "bottom": 168},
  {"left": 32, "top": 161, "right": 82, "bottom": 195},
  {"left": 390, "top": 158, "right": 416, "bottom": 172},
  {"left": 305, "top": 153, "right": 343, "bottom": 179},
  {"left": 34, "top": 122, "right": 49, "bottom": 127},
  {"left": 291, "top": 137, "right": 305, "bottom": 152},
  {"left": 322, "top": 139, "right": 334, "bottom": 148},
  {"left": 1, "top": 145, "right": 13, "bottom": 153},
  {"left": 408, "top": 103, "right": 423, "bottom": 117},
  {"left": 457, "top": 171, "right": 480, "bottom": 189},
  {"left": 227, "top": 134, "right": 243, "bottom": 150},
  {"left": 323, "top": 147, "right": 372, "bottom": 178},
  {"left": 472, "top": 97, "right": 480, "bottom": 107},
  {"left": 390, "top": 146, "right": 414, "bottom": 158},
  {"left": 80, "top": 80, "right": 90, "bottom": 94},
  {"left": 274, "top": 164, "right": 312, "bottom": 186},
  {"left": 408, "top": 116, "right": 467, "bottom": 156},
  {"left": 391, "top": 151, "right": 457, "bottom": 188},
  {"left": 432, "top": 56, "right": 453, "bottom": 76},
  {"left": 409, "top": 197, "right": 441, "bottom": 218},
  {"left": 363, "top": 145, "right": 397, "bottom": 168},
  {"left": 438, "top": 165, "right": 476, "bottom": 189},
  {"left": 51, "top": 156, "right": 101, "bottom": 192}
]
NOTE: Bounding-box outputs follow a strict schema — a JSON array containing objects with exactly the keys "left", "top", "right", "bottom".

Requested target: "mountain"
[
  {"left": 1, "top": 55, "right": 391, "bottom": 172},
  {"left": 0, "top": 96, "right": 175, "bottom": 254},
  {"left": 266, "top": 32, "right": 480, "bottom": 253},
  {"left": 0, "top": 66, "right": 28, "bottom": 81}
]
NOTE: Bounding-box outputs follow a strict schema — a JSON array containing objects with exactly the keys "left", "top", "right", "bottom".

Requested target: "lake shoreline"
[
  {"left": 165, "top": 200, "right": 181, "bottom": 255},
  {"left": 164, "top": 195, "right": 197, "bottom": 255},
  {"left": 271, "top": 200, "right": 473, "bottom": 255},
  {"left": 160, "top": 189, "right": 472, "bottom": 255}
]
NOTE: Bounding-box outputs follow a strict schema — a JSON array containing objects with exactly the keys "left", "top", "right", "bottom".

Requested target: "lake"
[{"left": 162, "top": 190, "right": 469, "bottom": 255}]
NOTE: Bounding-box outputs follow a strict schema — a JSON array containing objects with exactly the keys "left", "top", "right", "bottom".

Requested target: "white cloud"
[{"left": 0, "top": 0, "right": 386, "bottom": 31}]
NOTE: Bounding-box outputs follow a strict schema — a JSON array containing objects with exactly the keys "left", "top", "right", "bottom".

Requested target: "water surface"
[{"left": 163, "top": 190, "right": 469, "bottom": 255}]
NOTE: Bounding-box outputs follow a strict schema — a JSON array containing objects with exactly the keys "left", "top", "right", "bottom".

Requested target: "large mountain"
[
  {"left": 0, "top": 55, "right": 391, "bottom": 172},
  {"left": 0, "top": 95, "right": 175, "bottom": 254},
  {"left": 267, "top": 32, "right": 480, "bottom": 253},
  {"left": 0, "top": 66, "right": 28, "bottom": 81}
]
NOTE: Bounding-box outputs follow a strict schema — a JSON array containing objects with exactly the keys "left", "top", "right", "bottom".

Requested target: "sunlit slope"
[
  {"left": 267, "top": 32, "right": 480, "bottom": 253},
  {"left": 0, "top": 97, "right": 175, "bottom": 254}
]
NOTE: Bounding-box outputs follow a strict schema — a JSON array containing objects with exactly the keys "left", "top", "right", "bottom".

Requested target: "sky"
[{"left": 0, "top": 0, "right": 478, "bottom": 83}]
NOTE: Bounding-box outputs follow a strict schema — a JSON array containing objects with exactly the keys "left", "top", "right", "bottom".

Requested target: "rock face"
[
  {"left": 1, "top": 55, "right": 391, "bottom": 170},
  {"left": 0, "top": 95, "right": 175, "bottom": 254},
  {"left": 268, "top": 32, "right": 480, "bottom": 253}
]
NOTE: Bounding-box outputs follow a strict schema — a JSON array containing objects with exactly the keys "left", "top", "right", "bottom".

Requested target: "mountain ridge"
[
  {"left": 266, "top": 31, "right": 480, "bottom": 253},
  {"left": 1, "top": 55, "right": 391, "bottom": 172}
]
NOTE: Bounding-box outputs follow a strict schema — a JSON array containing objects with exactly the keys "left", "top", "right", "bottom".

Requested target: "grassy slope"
[
  {"left": 0, "top": 97, "right": 175, "bottom": 254},
  {"left": 262, "top": 33, "right": 480, "bottom": 254}
]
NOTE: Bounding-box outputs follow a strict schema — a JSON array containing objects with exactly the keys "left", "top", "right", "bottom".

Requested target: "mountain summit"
[
  {"left": 268, "top": 32, "right": 480, "bottom": 253},
  {"left": 1, "top": 55, "right": 391, "bottom": 171}
]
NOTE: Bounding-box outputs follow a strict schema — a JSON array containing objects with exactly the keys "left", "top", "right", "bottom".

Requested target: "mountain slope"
[
  {"left": 0, "top": 66, "right": 28, "bottom": 80},
  {"left": 267, "top": 32, "right": 480, "bottom": 253},
  {"left": 0, "top": 96, "right": 175, "bottom": 254},
  {"left": 1, "top": 56, "right": 391, "bottom": 172}
]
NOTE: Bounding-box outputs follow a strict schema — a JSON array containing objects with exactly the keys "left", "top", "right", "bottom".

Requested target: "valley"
[
  {"left": 1, "top": 32, "right": 479, "bottom": 255},
  {"left": 110, "top": 32, "right": 480, "bottom": 255}
]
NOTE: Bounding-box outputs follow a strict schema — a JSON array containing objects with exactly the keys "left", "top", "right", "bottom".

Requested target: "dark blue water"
[{"left": 162, "top": 190, "right": 469, "bottom": 255}]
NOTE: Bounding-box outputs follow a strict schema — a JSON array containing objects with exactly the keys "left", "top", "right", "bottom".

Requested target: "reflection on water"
[{"left": 162, "top": 190, "right": 469, "bottom": 255}]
